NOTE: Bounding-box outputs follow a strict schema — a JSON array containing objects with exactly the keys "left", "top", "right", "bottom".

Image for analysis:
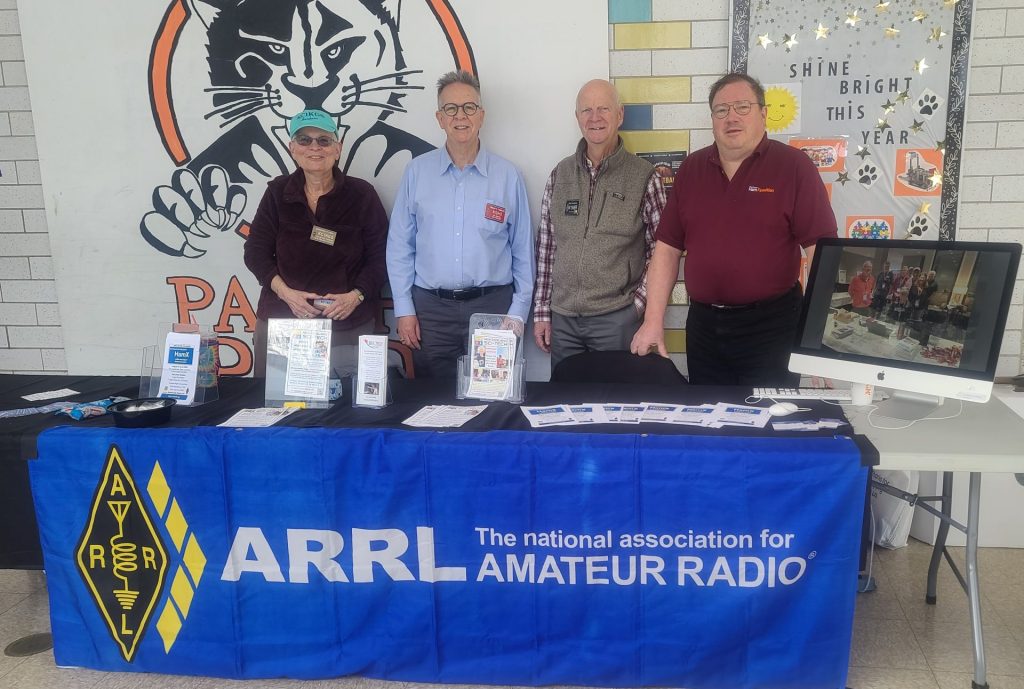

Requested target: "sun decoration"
[
  {"left": 763, "top": 85, "right": 799, "bottom": 133},
  {"left": 845, "top": 10, "right": 862, "bottom": 27},
  {"left": 757, "top": 33, "right": 774, "bottom": 49},
  {"left": 915, "top": 58, "right": 930, "bottom": 74},
  {"left": 815, "top": 23, "right": 831, "bottom": 40}
]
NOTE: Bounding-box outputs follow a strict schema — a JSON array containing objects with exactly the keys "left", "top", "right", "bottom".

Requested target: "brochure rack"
[
  {"left": 139, "top": 323, "right": 219, "bottom": 406},
  {"left": 456, "top": 313, "right": 525, "bottom": 403},
  {"left": 264, "top": 318, "right": 332, "bottom": 409}
]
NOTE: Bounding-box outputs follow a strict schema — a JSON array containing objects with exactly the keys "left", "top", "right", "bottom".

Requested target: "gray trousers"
[
  {"left": 551, "top": 304, "right": 641, "bottom": 368},
  {"left": 411, "top": 285, "right": 513, "bottom": 379}
]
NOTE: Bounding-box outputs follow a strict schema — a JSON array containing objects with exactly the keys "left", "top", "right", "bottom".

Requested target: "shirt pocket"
[
  {"left": 593, "top": 191, "right": 633, "bottom": 235},
  {"left": 475, "top": 198, "right": 509, "bottom": 236}
]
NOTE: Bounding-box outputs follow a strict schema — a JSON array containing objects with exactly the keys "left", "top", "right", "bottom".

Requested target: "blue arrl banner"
[{"left": 31, "top": 427, "right": 867, "bottom": 689}]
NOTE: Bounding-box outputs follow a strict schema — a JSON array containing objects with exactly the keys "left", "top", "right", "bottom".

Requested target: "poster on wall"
[
  {"left": 20, "top": 1, "right": 605, "bottom": 375},
  {"left": 730, "top": 0, "right": 973, "bottom": 243}
]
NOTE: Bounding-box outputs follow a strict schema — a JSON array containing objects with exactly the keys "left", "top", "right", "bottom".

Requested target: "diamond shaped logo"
[{"left": 76, "top": 445, "right": 168, "bottom": 662}]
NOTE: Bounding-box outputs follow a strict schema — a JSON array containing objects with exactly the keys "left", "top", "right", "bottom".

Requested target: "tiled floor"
[{"left": 2, "top": 539, "right": 1022, "bottom": 689}]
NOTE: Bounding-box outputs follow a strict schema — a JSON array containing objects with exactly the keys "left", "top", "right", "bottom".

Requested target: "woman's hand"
[
  {"left": 320, "top": 291, "right": 362, "bottom": 321},
  {"left": 271, "top": 276, "right": 321, "bottom": 318}
]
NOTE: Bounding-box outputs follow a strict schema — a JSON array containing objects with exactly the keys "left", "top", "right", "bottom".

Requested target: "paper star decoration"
[
  {"left": 756, "top": 33, "right": 774, "bottom": 49},
  {"left": 896, "top": 89, "right": 911, "bottom": 104},
  {"left": 910, "top": 119, "right": 924, "bottom": 133},
  {"left": 882, "top": 99, "right": 896, "bottom": 113},
  {"left": 885, "top": 25, "right": 901, "bottom": 39},
  {"left": 846, "top": 10, "right": 862, "bottom": 27},
  {"left": 935, "top": 139, "right": 946, "bottom": 154},
  {"left": 837, "top": 171, "right": 851, "bottom": 185},
  {"left": 918, "top": 201, "right": 932, "bottom": 216},
  {"left": 928, "top": 26, "right": 947, "bottom": 42},
  {"left": 943, "top": 0, "right": 960, "bottom": 7},
  {"left": 875, "top": 1, "right": 890, "bottom": 13},
  {"left": 815, "top": 23, "right": 831, "bottom": 39},
  {"left": 912, "top": 9, "right": 928, "bottom": 22},
  {"left": 928, "top": 171, "right": 943, "bottom": 188},
  {"left": 876, "top": 118, "right": 891, "bottom": 132},
  {"left": 783, "top": 33, "right": 799, "bottom": 51},
  {"left": 914, "top": 58, "right": 930, "bottom": 74},
  {"left": 855, "top": 146, "right": 871, "bottom": 159}
]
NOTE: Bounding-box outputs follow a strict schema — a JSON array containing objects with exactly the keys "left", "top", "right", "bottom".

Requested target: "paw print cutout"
[
  {"left": 905, "top": 214, "right": 931, "bottom": 239},
  {"left": 857, "top": 163, "right": 878, "bottom": 189},
  {"left": 916, "top": 89, "right": 944, "bottom": 120}
]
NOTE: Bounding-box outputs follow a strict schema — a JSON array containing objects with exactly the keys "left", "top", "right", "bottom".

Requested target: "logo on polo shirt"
[
  {"left": 748, "top": 186, "right": 776, "bottom": 193},
  {"left": 76, "top": 446, "right": 207, "bottom": 661}
]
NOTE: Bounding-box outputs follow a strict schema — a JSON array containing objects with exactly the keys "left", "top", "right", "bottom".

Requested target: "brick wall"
[
  {"left": 0, "top": 1, "right": 64, "bottom": 374},
  {"left": 608, "top": 0, "right": 1024, "bottom": 379}
]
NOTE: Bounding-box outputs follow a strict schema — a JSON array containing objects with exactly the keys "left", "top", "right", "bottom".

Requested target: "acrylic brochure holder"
[
  {"left": 139, "top": 323, "right": 219, "bottom": 406},
  {"left": 456, "top": 313, "right": 525, "bottom": 403},
  {"left": 352, "top": 336, "right": 393, "bottom": 409},
  {"left": 264, "top": 318, "right": 332, "bottom": 409}
]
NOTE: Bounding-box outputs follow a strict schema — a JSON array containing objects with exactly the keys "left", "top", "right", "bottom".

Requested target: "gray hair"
[
  {"left": 708, "top": 72, "right": 766, "bottom": 108},
  {"left": 437, "top": 70, "right": 481, "bottom": 103}
]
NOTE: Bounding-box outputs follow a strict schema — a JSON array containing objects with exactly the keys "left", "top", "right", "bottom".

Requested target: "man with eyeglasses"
[
  {"left": 387, "top": 70, "right": 534, "bottom": 378},
  {"left": 631, "top": 73, "right": 837, "bottom": 386},
  {"left": 532, "top": 79, "right": 666, "bottom": 369}
]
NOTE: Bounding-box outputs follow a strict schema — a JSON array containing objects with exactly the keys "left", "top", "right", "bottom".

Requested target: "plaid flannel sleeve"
[
  {"left": 532, "top": 169, "right": 558, "bottom": 322},
  {"left": 633, "top": 171, "right": 668, "bottom": 314}
]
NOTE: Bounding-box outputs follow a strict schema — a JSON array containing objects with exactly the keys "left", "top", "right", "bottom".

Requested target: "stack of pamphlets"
[{"left": 520, "top": 402, "right": 773, "bottom": 429}]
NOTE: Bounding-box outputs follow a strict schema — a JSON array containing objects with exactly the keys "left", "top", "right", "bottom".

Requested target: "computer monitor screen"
[{"left": 790, "top": 238, "right": 1020, "bottom": 406}]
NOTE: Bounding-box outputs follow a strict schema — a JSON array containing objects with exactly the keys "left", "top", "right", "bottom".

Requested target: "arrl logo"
[
  {"left": 76, "top": 446, "right": 208, "bottom": 662},
  {"left": 76, "top": 446, "right": 168, "bottom": 661}
]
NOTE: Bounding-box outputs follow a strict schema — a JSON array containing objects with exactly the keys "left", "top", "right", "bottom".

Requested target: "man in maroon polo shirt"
[{"left": 630, "top": 73, "right": 837, "bottom": 386}]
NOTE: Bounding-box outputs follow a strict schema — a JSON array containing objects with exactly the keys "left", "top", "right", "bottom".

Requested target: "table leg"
[
  {"left": 966, "top": 472, "right": 987, "bottom": 689},
  {"left": 926, "top": 471, "right": 953, "bottom": 604}
]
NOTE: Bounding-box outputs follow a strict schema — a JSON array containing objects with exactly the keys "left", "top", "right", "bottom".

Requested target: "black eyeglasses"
[
  {"left": 710, "top": 100, "right": 764, "bottom": 119},
  {"left": 439, "top": 102, "right": 481, "bottom": 117},
  {"left": 292, "top": 134, "right": 337, "bottom": 147}
]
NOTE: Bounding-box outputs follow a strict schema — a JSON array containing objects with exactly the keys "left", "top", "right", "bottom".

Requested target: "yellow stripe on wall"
[
  {"left": 616, "top": 77, "right": 691, "bottom": 104},
  {"left": 614, "top": 22, "right": 691, "bottom": 50},
  {"left": 621, "top": 130, "right": 690, "bottom": 154},
  {"left": 665, "top": 329, "right": 686, "bottom": 353}
]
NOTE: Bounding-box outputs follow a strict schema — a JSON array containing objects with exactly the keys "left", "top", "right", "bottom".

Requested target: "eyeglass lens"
[
  {"left": 294, "top": 135, "right": 335, "bottom": 147},
  {"left": 441, "top": 102, "right": 480, "bottom": 117},
  {"left": 712, "top": 101, "right": 759, "bottom": 118}
]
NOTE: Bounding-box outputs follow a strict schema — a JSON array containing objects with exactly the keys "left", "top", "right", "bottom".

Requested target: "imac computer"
[{"left": 790, "top": 238, "right": 1021, "bottom": 419}]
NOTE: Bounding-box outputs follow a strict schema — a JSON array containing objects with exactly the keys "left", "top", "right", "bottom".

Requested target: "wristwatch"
[{"left": 353, "top": 289, "right": 365, "bottom": 302}]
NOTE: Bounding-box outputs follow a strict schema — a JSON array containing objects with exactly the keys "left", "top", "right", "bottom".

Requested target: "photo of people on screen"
[{"left": 824, "top": 248, "right": 982, "bottom": 369}]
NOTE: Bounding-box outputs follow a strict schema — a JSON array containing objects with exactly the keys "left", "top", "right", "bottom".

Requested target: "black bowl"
[{"left": 108, "top": 398, "right": 175, "bottom": 428}]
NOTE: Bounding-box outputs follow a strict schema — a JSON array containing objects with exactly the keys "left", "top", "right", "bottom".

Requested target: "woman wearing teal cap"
[{"left": 244, "top": 109, "right": 388, "bottom": 376}]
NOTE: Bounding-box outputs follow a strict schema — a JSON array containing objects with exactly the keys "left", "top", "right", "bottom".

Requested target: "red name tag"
[{"left": 484, "top": 203, "right": 506, "bottom": 223}]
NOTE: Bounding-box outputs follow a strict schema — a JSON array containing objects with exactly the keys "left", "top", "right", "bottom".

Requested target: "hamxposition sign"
[{"left": 32, "top": 427, "right": 866, "bottom": 688}]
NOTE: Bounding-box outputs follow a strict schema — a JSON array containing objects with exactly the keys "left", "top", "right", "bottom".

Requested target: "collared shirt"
[
  {"left": 533, "top": 158, "right": 665, "bottom": 322},
  {"left": 387, "top": 146, "right": 534, "bottom": 321},
  {"left": 656, "top": 134, "right": 837, "bottom": 306},
  {"left": 848, "top": 274, "right": 875, "bottom": 308}
]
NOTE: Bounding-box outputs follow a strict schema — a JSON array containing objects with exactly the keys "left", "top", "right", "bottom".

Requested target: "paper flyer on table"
[
  {"left": 521, "top": 405, "right": 575, "bottom": 427},
  {"left": 641, "top": 403, "right": 680, "bottom": 423},
  {"left": 218, "top": 407, "right": 299, "bottom": 427},
  {"left": 403, "top": 405, "right": 488, "bottom": 428},
  {"left": 355, "top": 335, "right": 389, "bottom": 407},
  {"left": 284, "top": 328, "right": 331, "bottom": 398},
  {"left": 158, "top": 331, "right": 201, "bottom": 404},
  {"left": 619, "top": 404, "right": 647, "bottom": 424},
  {"left": 673, "top": 404, "right": 719, "bottom": 426},
  {"left": 601, "top": 404, "right": 623, "bottom": 422},
  {"left": 467, "top": 328, "right": 516, "bottom": 400},
  {"left": 22, "top": 388, "right": 79, "bottom": 401},
  {"left": 711, "top": 403, "right": 771, "bottom": 428},
  {"left": 568, "top": 403, "right": 608, "bottom": 424}
]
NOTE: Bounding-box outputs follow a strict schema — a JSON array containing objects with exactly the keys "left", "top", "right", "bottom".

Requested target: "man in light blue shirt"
[{"left": 387, "top": 70, "right": 534, "bottom": 378}]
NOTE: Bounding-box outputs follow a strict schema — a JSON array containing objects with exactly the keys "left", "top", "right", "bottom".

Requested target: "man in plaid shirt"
[{"left": 532, "top": 79, "right": 667, "bottom": 369}]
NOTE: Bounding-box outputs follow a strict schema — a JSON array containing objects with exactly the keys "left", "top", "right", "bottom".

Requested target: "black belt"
[
  {"left": 423, "top": 284, "right": 510, "bottom": 301},
  {"left": 693, "top": 283, "right": 801, "bottom": 312}
]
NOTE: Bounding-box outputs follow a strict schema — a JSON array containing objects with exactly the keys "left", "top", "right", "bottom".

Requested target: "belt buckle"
[{"left": 452, "top": 288, "right": 471, "bottom": 299}]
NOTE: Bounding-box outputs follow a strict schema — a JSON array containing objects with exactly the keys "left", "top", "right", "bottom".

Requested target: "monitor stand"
[{"left": 874, "top": 389, "right": 944, "bottom": 421}]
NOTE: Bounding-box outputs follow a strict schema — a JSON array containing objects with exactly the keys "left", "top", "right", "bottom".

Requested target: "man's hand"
[
  {"left": 630, "top": 320, "right": 668, "bottom": 357},
  {"left": 397, "top": 315, "right": 421, "bottom": 349},
  {"left": 320, "top": 291, "right": 362, "bottom": 321},
  {"left": 533, "top": 321, "right": 551, "bottom": 352},
  {"left": 271, "top": 276, "right": 321, "bottom": 319},
  {"left": 500, "top": 316, "right": 525, "bottom": 338}
]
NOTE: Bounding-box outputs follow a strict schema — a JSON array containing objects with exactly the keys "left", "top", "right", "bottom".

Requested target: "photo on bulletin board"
[{"left": 846, "top": 216, "right": 894, "bottom": 240}]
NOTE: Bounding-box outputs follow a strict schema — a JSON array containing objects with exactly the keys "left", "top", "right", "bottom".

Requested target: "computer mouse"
[{"left": 768, "top": 402, "right": 801, "bottom": 417}]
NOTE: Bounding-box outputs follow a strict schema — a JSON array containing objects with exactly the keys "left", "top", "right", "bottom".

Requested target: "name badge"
[
  {"left": 564, "top": 200, "right": 580, "bottom": 216},
  {"left": 484, "top": 203, "right": 506, "bottom": 223},
  {"left": 310, "top": 225, "right": 337, "bottom": 246}
]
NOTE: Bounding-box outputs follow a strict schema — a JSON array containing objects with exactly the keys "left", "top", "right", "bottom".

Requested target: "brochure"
[
  {"left": 467, "top": 328, "right": 517, "bottom": 400},
  {"left": 218, "top": 407, "right": 299, "bottom": 427},
  {"left": 355, "top": 335, "right": 389, "bottom": 407},
  {"left": 402, "top": 404, "right": 488, "bottom": 428},
  {"left": 158, "top": 330, "right": 201, "bottom": 404},
  {"left": 284, "top": 327, "right": 331, "bottom": 398},
  {"left": 520, "top": 405, "right": 575, "bottom": 427}
]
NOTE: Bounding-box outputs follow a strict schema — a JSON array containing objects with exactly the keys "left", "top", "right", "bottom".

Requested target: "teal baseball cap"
[{"left": 288, "top": 109, "right": 338, "bottom": 137}]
